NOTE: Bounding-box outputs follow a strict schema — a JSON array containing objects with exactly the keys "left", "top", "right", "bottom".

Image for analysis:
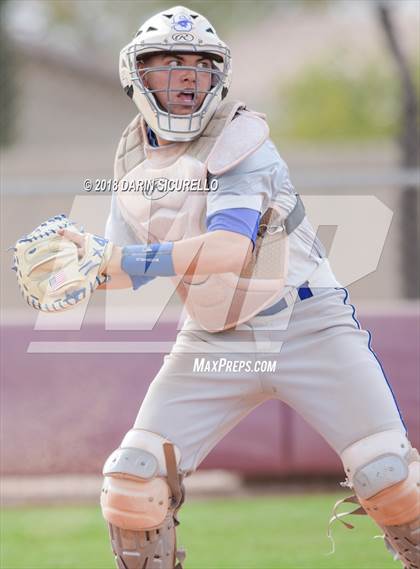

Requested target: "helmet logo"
[
  {"left": 172, "top": 13, "right": 193, "bottom": 32},
  {"left": 171, "top": 32, "right": 195, "bottom": 42}
]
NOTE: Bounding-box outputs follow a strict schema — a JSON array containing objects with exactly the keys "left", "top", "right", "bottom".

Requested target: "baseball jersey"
[{"left": 105, "top": 137, "right": 340, "bottom": 290}]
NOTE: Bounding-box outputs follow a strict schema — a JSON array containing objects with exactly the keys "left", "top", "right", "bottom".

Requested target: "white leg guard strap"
[
  {"left": 339, "top": 430, "right": 420, "bottom": 569},
  {"left": 101, "top": 430, "right": 186, "bottom": 569}
]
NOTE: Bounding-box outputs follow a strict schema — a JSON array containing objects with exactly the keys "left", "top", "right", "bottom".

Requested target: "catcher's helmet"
[{"left": 119, "top": 5, "right": 232, "bottom": 142}]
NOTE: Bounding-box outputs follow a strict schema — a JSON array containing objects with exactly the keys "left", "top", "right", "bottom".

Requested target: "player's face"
[{"left": 138, "top": 53, "right": 214, "bottom": 115}]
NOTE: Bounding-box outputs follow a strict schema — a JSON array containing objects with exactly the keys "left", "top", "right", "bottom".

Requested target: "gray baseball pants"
[{"left": 133, "top": 287, "right": 405, "bottom": 474}]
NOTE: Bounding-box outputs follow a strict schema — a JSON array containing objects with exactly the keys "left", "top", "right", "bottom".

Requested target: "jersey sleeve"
[
  {"left": 207, "top": 141, "right": 272, "bottom": 216},
  {"left": 206, "top": 207, "right": 261, "bottom": 248},
  {"left": 206, "top": 138, "right": 297, "bottom": 218}
]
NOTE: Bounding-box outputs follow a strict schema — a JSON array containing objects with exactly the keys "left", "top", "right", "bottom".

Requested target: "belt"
[{"left": 256, "top": 282, "right": 314, "bottom": 317}]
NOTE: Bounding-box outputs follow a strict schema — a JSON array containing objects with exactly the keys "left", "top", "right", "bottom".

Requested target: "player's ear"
[
  {"left": 137, "top": 54, "right": 155, "bottom": 88},
  {"left": 136, "top": 59, "right": 147, "bottom": 86}
]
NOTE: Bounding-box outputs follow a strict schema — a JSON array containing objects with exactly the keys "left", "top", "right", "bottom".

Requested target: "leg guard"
[
  {"left": 340, "top": 430, "right": 420, "bottom": 569},
  {"left": 101, "top": 429, "right": 186, "bottom": 569}
]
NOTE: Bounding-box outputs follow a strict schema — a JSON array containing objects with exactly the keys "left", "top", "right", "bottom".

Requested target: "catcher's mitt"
[{"left": 12, "top": 214, "right": 113, "bottom": 312}]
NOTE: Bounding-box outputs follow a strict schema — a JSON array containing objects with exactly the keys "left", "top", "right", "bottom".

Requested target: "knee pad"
[
  {"left": 101, "top": 430, "right": 186, "bottom": 568},
  {"left": 340, "top": 429, "right": 420, "bottom": 526},
  {"left": 101, "top": 429, "right": 182, "bottom": 531}
]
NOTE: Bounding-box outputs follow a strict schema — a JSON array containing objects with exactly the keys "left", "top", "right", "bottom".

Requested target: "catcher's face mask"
[
  {"left": 119, "top": 6, "right": 232, "bottom": 142},
  {"left": 137, "top": 52, "right": 221, "bottom": 118}
]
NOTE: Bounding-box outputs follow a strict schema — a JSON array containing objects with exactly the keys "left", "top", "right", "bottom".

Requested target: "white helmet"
[{"left": 119, "top": 6, "right": 232, "bottom": 142}]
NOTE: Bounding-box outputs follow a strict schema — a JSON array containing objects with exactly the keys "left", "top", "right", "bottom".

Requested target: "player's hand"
[
  {"left": 58, "top": 228, "right": 122, "bottom": 275},
  {"left": 58, "top": 229, "right": 86, "bottom": 259}
]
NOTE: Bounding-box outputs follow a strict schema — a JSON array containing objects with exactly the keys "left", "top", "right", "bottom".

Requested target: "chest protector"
[{"left": 115, "top": 100, "right": 291, "bottom": 333}]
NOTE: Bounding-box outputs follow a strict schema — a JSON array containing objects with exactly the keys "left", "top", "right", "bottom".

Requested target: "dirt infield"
[
  {"left": 1, "top": 471, "right": 345, "bottom": 507},
  {"left": 1, "top": 471, "right": 243, "bottom": 506}
]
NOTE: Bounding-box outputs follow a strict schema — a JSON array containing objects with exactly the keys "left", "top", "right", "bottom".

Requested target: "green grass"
[{"left": 1, "top": 494, "right": 395, "bottom": 569}]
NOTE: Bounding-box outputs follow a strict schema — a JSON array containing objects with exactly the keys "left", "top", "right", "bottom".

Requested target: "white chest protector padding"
[
  {"left": 114, "top": 100, "right": 288, "bottom": 332},
  {"left": 117, "top": 147, "right": 207, "bottom": 243}
]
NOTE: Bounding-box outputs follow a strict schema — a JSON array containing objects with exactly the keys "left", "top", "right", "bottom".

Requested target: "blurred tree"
[
  {"left": 377, "top": 2, "right": 419, "bottom": 298},
  {"left": 276, "top": 60, "right": 401, "bottom": 141},
  {"left": 377, "top": 3, "right": 419, "bottom": 168},
  {"left": 0, "top": 0, "right": 16, "bottom": 147}
]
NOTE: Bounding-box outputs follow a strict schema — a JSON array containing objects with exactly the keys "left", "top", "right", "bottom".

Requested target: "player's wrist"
[{"left": 121, "top": 242, "right": 175, "bottom": 278}]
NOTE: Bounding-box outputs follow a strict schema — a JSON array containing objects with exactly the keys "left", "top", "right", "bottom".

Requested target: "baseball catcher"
[{"left": 13, "top": 6, "right": 419, "bottom": 569}]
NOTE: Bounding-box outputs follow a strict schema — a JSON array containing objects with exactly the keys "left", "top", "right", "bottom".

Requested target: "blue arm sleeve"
[{"left": 206, "top": 208, "right": 261, "bottom": 248}]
